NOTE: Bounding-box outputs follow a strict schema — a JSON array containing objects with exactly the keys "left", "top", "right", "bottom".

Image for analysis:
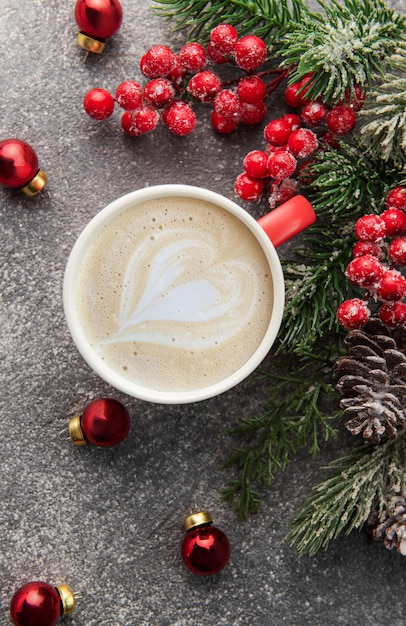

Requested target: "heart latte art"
[{"left": 75, "top": 196, "right": 274, "bottom": 392}]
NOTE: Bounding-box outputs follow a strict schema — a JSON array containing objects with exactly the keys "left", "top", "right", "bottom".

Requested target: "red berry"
[
  {"left": 239, "top": 100, "right": 266, "bottom": 125},
  {"left": 326, "top": 105, "right": 357, "bottom": 135},
  {"left": 167, "top": 56, "right": 188, "bottom": 84},
  {"left": 213, "top": 90, "right": 240, "bottom": 119},
  {"left": 237, "top": 76, "right": 266, "bottom": 103},
  {"left": 120, "top": 111, "right": 139, "bottom": 136},
  {"left": 380, "top": 208, "right": 406, "bottom": 237},
  {"left": 352, "top": 241, "right": 384, "bottom": 259},
  {"left": 140, "top": 45, "right": 177, "bottom": 78},
  {"left": 209, "top": 24, "right": 238, "bottom": 54},
  {"left": 131, "top": 106, "right": 160, "bottom": 135},
  {"left": 187, "top": 70, "right": 222, "bottom": 102},
  {"left": 379, "top": 301, "right": 406, "bottom": 327},
  {"left": 287, "top": 128, "right": 318, "bottom": 159},
  {"left": 282, "top": 113, "right": 301, "bottom": 130},
  {"left": 388, "top": 237, "right": 406, "bottom": 266},
  {"left": 284, "top": 77, "right": 312, "bottom": 108},
  {"left": 142, "top": 78, "right": 175, "bottom": 109},
  {"left": 386, "top": 186, "right": 406, "bottom": 211},
  {"left": 376, "top": 269, "right": 406, "bottom": 301},
  {"left": 264, "top": 118, "right": 292, "bottom": 147},
  {"left": 162, "top": 101, "right": 196, "bottom": 136},
  {"left": 337, "top": 298, "right": 371, "bottom": 330},
  {"left": 344, "top": 84, "right": 366, "bottom": 111},
  {"left": 207, "top": 42, "right": 229, "bottom": 64},
  {"left": 268, "top": 178, "right": 298, "bottom": 208},
  {"left": 115, "top": 81, "right": 143, "bottom": 111},
  {"left": 354, "top": 214, "right": 386, "bottom": 242},
  {"left": 345, "top": 254, "right": 384, "bottom": 288},
  {"left": 234, "top": 35, "right": 267, "bottom": 71},
  {"left": 243, "top": 150, "right": 269, "bottom": 179},
  {"left": 322, "top": 131, "right": 340, "bottom": 149},
  {"left": 300, "top": 101, "right": 327, "bottom": 126},
  {"left": 234, "top": 173, "right": 264, "bottom": 201},
  {"left": 211, "top": 110, "right": 239, "bottom": 134},
  {"left": 267, "top": 151, "right": 297, "bottom": 179},
  {"left": 179, "top": 42, "right": 207, "bottom": 72},
  {"left": 83, "top": 88, "right": 114, "bottom": 120}
]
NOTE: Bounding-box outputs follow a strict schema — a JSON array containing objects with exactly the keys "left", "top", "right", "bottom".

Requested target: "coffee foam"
[{"left": 75, "top": 196, "right": 274, "bottom": 392}]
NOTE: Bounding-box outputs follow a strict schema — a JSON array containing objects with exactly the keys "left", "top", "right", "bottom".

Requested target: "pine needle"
[{"left": 287, "top": 436, "right": 406, "bottom": 556}]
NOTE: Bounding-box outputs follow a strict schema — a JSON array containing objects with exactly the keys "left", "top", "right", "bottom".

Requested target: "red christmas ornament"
[
  {"left": 181, "top": 511, "right": 230, "bottom": 576},
  {"left": 10, "top": 581, "right": 75, "bottom": 626},
  {"left": 68, "top": 397, "right": 130, "bottom": 447},
  {"left": 74, "top": 0, "right": 123, "bottom": 54},
  {"left": 0, "top": 139, "right": 47, "bottom": 196}
]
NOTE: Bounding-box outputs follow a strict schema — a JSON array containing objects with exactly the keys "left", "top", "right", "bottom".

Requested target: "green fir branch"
[
  {"left": 152, "top": 0, "right": 311, "bottom": 44},
  {"left": 222, "top": 349, "right": 339, "bottom": 519},
  {"left": 287, "top": 435, "right": 406, "bottom": 556},
  {"left": 359, "top": 49, "right": 406, "bottom": 168},
  {"left": 279, "top": 0, "right": 406, "bottom": 104}
]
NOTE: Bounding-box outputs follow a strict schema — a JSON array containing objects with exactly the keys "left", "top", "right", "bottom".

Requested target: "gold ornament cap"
[
  {"left": 22, "top": 169, "right": 48, "bottom": 196},
  {"left": 77, "top": 32, "right": 105, "bottom": 54},
  {"left": 56, "top": 584, "right": 75, "bottom": 616},
  {"left": 184, "top": 511, "right": 213, "bottom": 532},
  {"left": 68, "top": 415, "right": 87, "bottom": 446}
]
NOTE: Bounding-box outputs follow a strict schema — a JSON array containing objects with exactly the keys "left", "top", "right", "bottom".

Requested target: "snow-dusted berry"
[
  {"left": 376, "top": 269, "right": 406, "bottom": 301},
  {"left": 162, "top": 101, "right": 196, "bottom": 136},
  {"left": 345, "top": 254, "right": 384, "bottom": 288},
  {"left": 214, "top": 90, "right": 240, "bottom": 119},
  {"left": 237, "top": 76, "right": 266, "bottom": 104},
  {"left": 207, "top": 42, "right": 229, "bottom": 64},
  {"left": 287, "top": 128, "right": 318, "bottom": 159},
  {"left": 140, "top": 45, "right": 177, "bottom": 78},
  {"left": 344, "top": 84, "right": 366, "bottom": 111},
  {"left": 234, "top": 173, "right": 264, "bottom": 201},
  {"left": 130, "top": 106, "right": 160, "bottom": 134},
  {"left": 284, "top": 76, "right": 312, "bottom": 108},
  {"left": 326, "top": 105, "right": 357, "bottom": 135},
  {"left": 352, "top": 241, "right": 384, "bottom": 259},
  {"left": 388, "top": 237, "right": 406, "bottom": 266},
  {"left": 179, "top": 42, "right": 207, "bottom": 72},
  {"left": 300, "top": 102, "right": 327, "bottom": 126},
  {"left": 282, "top": 113, "right": 301, "bottom": 130},
  {"left": 243, "top": 150, "right": 269, "bottom": 179},
  {"left": 121, "top": 111, "right": 139, "bottom": 136},
  {"left": 380, "top": 208, "right": 406, "bottom": 237},
  {"left": 209, "top": 24, "right": 238, "bottom": 55},
  {"left": 142, "top": 78, "right": 175, "bottom": 109},
  {"left": 337, "top": 298, "right": 371, "bottom": 330},
  {"left": 264, "top": 118, "right": 292, "bottom": 147},
  {"left": 386, "top": 186, "right": 406, "bottom": 211},
  {"left": 234, "top": 35, "right": 267, "bottom": 71},
  {"left": 379, "top": 301, "right": 406, "bottom": 328},
  {"left": 239, "top": 100, "right": 266, "bottom": 125},
  {"left": 115, "top": 81, "right": 143, "bottom": 111},
  {"left": 354, "top": 214, "right": 386, "bottom": 243},
  {"left": 267, "top": 151, "right": 297, "bottom": 179},
  {"left": 83, "top": 88, "right": 114, "bottom": 120},
  {"left": 211, "top": 111, "right": 239, "bottom": 134},
  {"left": 187, "top": 70, "right": 222, "bottom": 102}
]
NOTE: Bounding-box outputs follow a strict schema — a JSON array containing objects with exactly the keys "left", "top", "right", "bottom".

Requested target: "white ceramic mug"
[{"left": 63, "top": 184, "right": 315, "bottom": 404}]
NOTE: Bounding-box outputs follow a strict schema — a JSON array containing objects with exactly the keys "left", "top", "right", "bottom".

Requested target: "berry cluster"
[
  {"left": 337, "top": 186, "right": 406, "bottom": 330},
  {"left": 83, "top": 24, "right": 278, "bottom": 137},
  {"left": 234, "top": 74, "right": 364, "bottom": 206}
]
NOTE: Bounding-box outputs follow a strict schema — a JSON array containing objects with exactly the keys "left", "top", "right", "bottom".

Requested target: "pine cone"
[
  {"left": 334, "top": 318, "right": 406, "bottom": 443},
  {"left": 366, "top": 495, "right": 406, "bottom": 556}
]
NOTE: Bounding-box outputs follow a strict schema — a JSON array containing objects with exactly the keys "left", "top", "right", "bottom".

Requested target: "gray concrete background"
[{"left": 1, "top": 1, "right": 405, "bottom": 625}]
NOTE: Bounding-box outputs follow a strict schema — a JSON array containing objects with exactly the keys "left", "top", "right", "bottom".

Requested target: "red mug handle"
[{"left": 257, "top": 195, "right": 316, "bottom": 248}]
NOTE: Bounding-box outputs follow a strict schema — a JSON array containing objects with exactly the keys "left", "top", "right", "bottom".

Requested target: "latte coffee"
[{"left": 73, "top": 195, "right": 275, "bottom": 394}]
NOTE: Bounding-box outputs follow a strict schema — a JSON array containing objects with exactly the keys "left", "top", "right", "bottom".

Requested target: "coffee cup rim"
[{"left": 63, "top": 184, "right": 285, "bottom": 404}]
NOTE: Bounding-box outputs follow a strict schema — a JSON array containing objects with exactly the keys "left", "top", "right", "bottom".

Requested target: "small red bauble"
[
  {"left": 75, "top": 0, "right": 123, "bottom": 54},
  {"left": 68, "top": 397, "right": 130, "bottom": 447},
  {"left": 10, "top": 581, "right": 75, "bottom": 626},
  {"left": 181, "top": 511, "right": 230, "bottom": 576},
  {"left": 0, "top": 138, "right": 47, "bottom": 196}
]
